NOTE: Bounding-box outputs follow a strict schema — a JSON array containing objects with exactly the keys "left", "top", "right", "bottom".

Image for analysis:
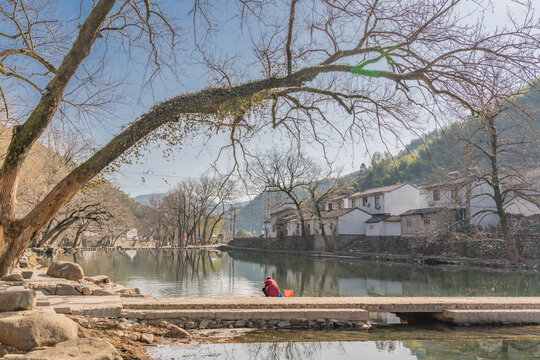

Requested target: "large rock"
[
  {"left": 0, "top": 290, "right": 36, "bottom": 312},
  {"left": 55, "top": 284, "right": 81, "bottom": 296},
  {"left": 85, "top": 275, "right": 110, "bottom": 284},
  {"left": 1, "top": 274, "right": 23, "bottom": 282},
  {"left": 46, "top": 261, "right": 84, "bottom": 281},
  {"left": 4, "top": 338, "right": 121, "bottom": 359},
  {"left": 0, "top": 311, "right": 78, "bottom": 351}
]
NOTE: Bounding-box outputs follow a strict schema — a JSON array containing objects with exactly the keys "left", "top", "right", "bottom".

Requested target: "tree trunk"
[
  {"left": 487, "top": 114, "right": 520, "bottom": 263},
  {"left": 0, "top": 228, "right": 34, "bottom": 276}
]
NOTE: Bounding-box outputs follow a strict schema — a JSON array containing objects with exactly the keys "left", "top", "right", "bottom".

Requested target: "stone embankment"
[{"left": 225, "top": 233, "right": 540, "bottom": 269}]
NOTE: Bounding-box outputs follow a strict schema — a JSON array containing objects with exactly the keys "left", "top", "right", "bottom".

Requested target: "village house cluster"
[{"left": 264, "top": 173, "right": 540, "bottom": 238}]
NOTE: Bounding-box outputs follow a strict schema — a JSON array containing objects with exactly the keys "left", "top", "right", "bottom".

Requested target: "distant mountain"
[{"left": 135, "top": 193, "right": 164, "bottom": 204}]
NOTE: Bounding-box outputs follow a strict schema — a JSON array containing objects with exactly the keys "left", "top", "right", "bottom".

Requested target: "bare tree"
[
  {"left": 147, "top": 175, "right": 235, "bottom": 247},
  {"left": 0, "top": 0, "right": 539, "bottom": 274},
  {"left": 454, "top": 78, "right": 540, "bottom": 262},
  {"left": 252, "top": 151, "right": 313, "bottom": 236}
]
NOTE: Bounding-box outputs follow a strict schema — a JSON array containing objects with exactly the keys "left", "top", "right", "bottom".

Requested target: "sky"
[{"left": 5, "top": 0, "right": 538, "bottom": 199}]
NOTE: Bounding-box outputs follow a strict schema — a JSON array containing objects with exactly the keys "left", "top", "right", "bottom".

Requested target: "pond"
[
  {"left": 52, "top": 248, "right": 540, "bottom": 298},
  {"left": 50, "top": 248, "right": 540, "bottom": 360}
]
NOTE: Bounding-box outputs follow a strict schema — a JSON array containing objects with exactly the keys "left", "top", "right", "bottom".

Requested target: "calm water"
[
  {"left": 52, "top": 248, "right": 540, "bottom": 297},
  {"left": 51, "top": 248, "right": 540, "bottom": 359},
  {"left": 149, "top": 340, "right": 540, "bottom": 360},
  {"left": 148, "top": 325, "right": 540, "bottom": 359}
]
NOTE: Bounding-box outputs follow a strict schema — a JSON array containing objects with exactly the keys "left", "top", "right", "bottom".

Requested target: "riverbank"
[
  {"left": 2, "top": 249, "right": 539, "bottom": 359},
  {"left": 220, "top": 243, "right": 540, "bottom": 270}
]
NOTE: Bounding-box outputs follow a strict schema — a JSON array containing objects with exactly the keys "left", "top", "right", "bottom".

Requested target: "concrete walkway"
[{"left": 40, "top": 295, "right": 540, "bottom": 325}]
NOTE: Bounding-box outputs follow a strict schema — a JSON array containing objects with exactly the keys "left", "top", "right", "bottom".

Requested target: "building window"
[
  {"left": 363, "top": 197, "right": 369, "bottom": 206},
  {"left": 369, "top": 224, "right": 374, "bottom": 229},
  {"left": 451, "top": 189, "right": 457, "bottom": 199},
  {"left": 307, "top": 223, "right": 310, "bottom": 232},
  {"left": 329, "top": 223, "right": 333, "bottom": 230},
  {"left": 375, "top": 195, "right": 381, "bottom": 209},
  {"left": 423, "top": 217, "right": 430, "bottom": 226},
  {"left": 406, "top": 218, "right": 412, "bottom": 227},
  {"left": 351, "top": 199, "right": 356, "bottom": 208},
  {"left": 433, "top": 189, "right": 440, "bottom": 201},
  {"left": 328, "top": 203, "right": 333, "bottom": 211}
]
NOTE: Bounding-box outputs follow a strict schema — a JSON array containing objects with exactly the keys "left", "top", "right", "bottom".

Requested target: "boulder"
[
  {"left": 81, "top": 287, "right": 93, "bottom": 296},
  {"left": 0, "top": 290, "right": 36, "bottom": 312},
  {"left": 167, "top": 324, "right": 191, "bottom": 338},
  {"left": 46, "top": 262, "right": 84, "bottom": 281},
  {"left": 3, "top": 338, "right": 121, "bottom": 359},
  {"left": 1, "top": 274, "right": 23, "bottom": 282},
  {"left": 93, "top": 289, "right": 116, "bottom": 296},
  {"left": 85, "top": 275, "right": 110, "bottom": 284},
  {"left": 21, "top": 271, "right": 33, "bottom": 280},
  {"left": 55, "top": 284, "right": 81, "bottom": 296},
  {"left": 0, "top": 311, "right": 78, "bottom": 351},
  {"left": 140, "top": 333, "right": 154, "bottom": 344},
  {"left": 18, "top": 260, "right": 29, "bottom": 269},
  {"left": 116, "top": 288, "right": 140, "bottom": 295}
]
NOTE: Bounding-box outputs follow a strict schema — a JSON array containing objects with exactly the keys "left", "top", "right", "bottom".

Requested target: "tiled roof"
[
  {"left": 322, "top": 208, "right": 371, "bottom": 219},
  {"left": 400, "top": 207, "right": 446, "bottom": 216},
  {"left": 365, "top": 213, "right": 392, "bottom": 223},
  {"left": 423, "top": 177, "right": 473, "bottom": 189},
  {"left": 350, "top": 183, "right": 409, "bottom": 197}
]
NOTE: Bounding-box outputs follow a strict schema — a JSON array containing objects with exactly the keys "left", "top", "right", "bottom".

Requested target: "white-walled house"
[
  {"left": 347, "top": 183, "right": 422, "bottom": 216},
  {"left": 324, "top": 194, "right": 350, "bottom": 211},
  {"left": 421, "top": 172, "right": 540, "bottom": 227},
  {"left": 320, "top": 208, "right": 373, "bottom": 236},
  {"left": 264, "top": 208, "right": 296, "bottom": 238}
]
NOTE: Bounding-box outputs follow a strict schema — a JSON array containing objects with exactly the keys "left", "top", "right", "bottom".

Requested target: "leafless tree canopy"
[
  {"left": 0, "top": 0, "right": 539, "bottom": 273},
  {"left": 146, "top": 175, "right": 235, "bottom": 246}
]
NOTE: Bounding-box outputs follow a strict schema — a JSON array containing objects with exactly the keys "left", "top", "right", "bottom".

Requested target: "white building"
[
  {"left": 322, "top": 183, "right": 422, "bottom": 237},
  {"left": 365, "top": 214, "right": 402, "bottom": 236},
  {"left": 263, "top": 208, "right": 296, "bottom": 238},
  {"left": 421, "top": 171, "right": 540, "bottom": 227},
  {"left": 320, "top": 208, "right": 373, "bottom": 236},
  {"left": 347, "top": 183, "right": 423, "bottom": 216}
]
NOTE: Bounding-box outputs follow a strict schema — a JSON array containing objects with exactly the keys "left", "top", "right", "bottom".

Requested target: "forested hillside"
[{"left": 0, "top": 129, "right": 142, "bottom": 247}]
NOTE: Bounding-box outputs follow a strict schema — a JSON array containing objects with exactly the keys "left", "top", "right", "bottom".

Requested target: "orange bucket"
[{"left": 283, "top": 289, "right": 294, "bottom": 297}]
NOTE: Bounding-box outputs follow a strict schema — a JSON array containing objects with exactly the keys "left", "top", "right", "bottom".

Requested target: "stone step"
[
  {"left": 440, "top": 309, "right": 540, "bottom": 325},
  {"left": 36, "top": 292, "right": 50, "bottom": 307},
  {"left": 119, "top": 308, "right": 368, "bottom": 322}
]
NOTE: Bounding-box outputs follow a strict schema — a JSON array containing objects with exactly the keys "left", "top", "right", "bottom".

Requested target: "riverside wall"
[{"left": 228, "top": 233, "right": 540, "bottom": 261}]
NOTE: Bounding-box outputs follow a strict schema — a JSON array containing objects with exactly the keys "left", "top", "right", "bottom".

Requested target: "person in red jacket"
[{"left": 262, "top": 276, "right": 280, "bottom": 297}]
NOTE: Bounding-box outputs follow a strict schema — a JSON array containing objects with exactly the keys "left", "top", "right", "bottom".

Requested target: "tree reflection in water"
[
  {"left": 49, "top": 248, "right": 540, "bottom": 298},
  {"left": 148, "top": 339, "right": 540, "bottom": 360}
]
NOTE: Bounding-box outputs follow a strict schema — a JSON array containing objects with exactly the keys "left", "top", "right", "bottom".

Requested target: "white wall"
[
  {"left": 354, "top": 194, "right": 382, "bottom": 214},
  {"left": 506, "top": 194, "right": 540, "bottom": 216},
  {"left": 385, "top": 184, "right": 421, "bottom": 216},
  {"left": 264, "top": 221, "right": 276, "bottom": 238},
  {"left": 384, "top": 221, "right": 401, "bottom": 236},
  {"left": 337, "top": 209, "right": 372, "bottom": 235},
  {"left": 366, "top": 222, "right": 381, "bottom": 236}
]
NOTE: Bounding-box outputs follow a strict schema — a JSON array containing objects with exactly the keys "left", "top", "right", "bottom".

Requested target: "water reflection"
[
  {"left": 148, "top": 339, "right": 540, "bottom": 360},
  {"left": 50, "top": 248, "right": 540, "bottom": 298}
]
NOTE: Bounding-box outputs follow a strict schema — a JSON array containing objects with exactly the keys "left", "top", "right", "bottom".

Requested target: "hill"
[{"left": 0, "top": 129, "right": 141, "bottom": 245}]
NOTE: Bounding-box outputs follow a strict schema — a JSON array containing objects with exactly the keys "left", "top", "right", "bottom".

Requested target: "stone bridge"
[{"left": 42, "top": 295, "right": 540, "bottom": 327}]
